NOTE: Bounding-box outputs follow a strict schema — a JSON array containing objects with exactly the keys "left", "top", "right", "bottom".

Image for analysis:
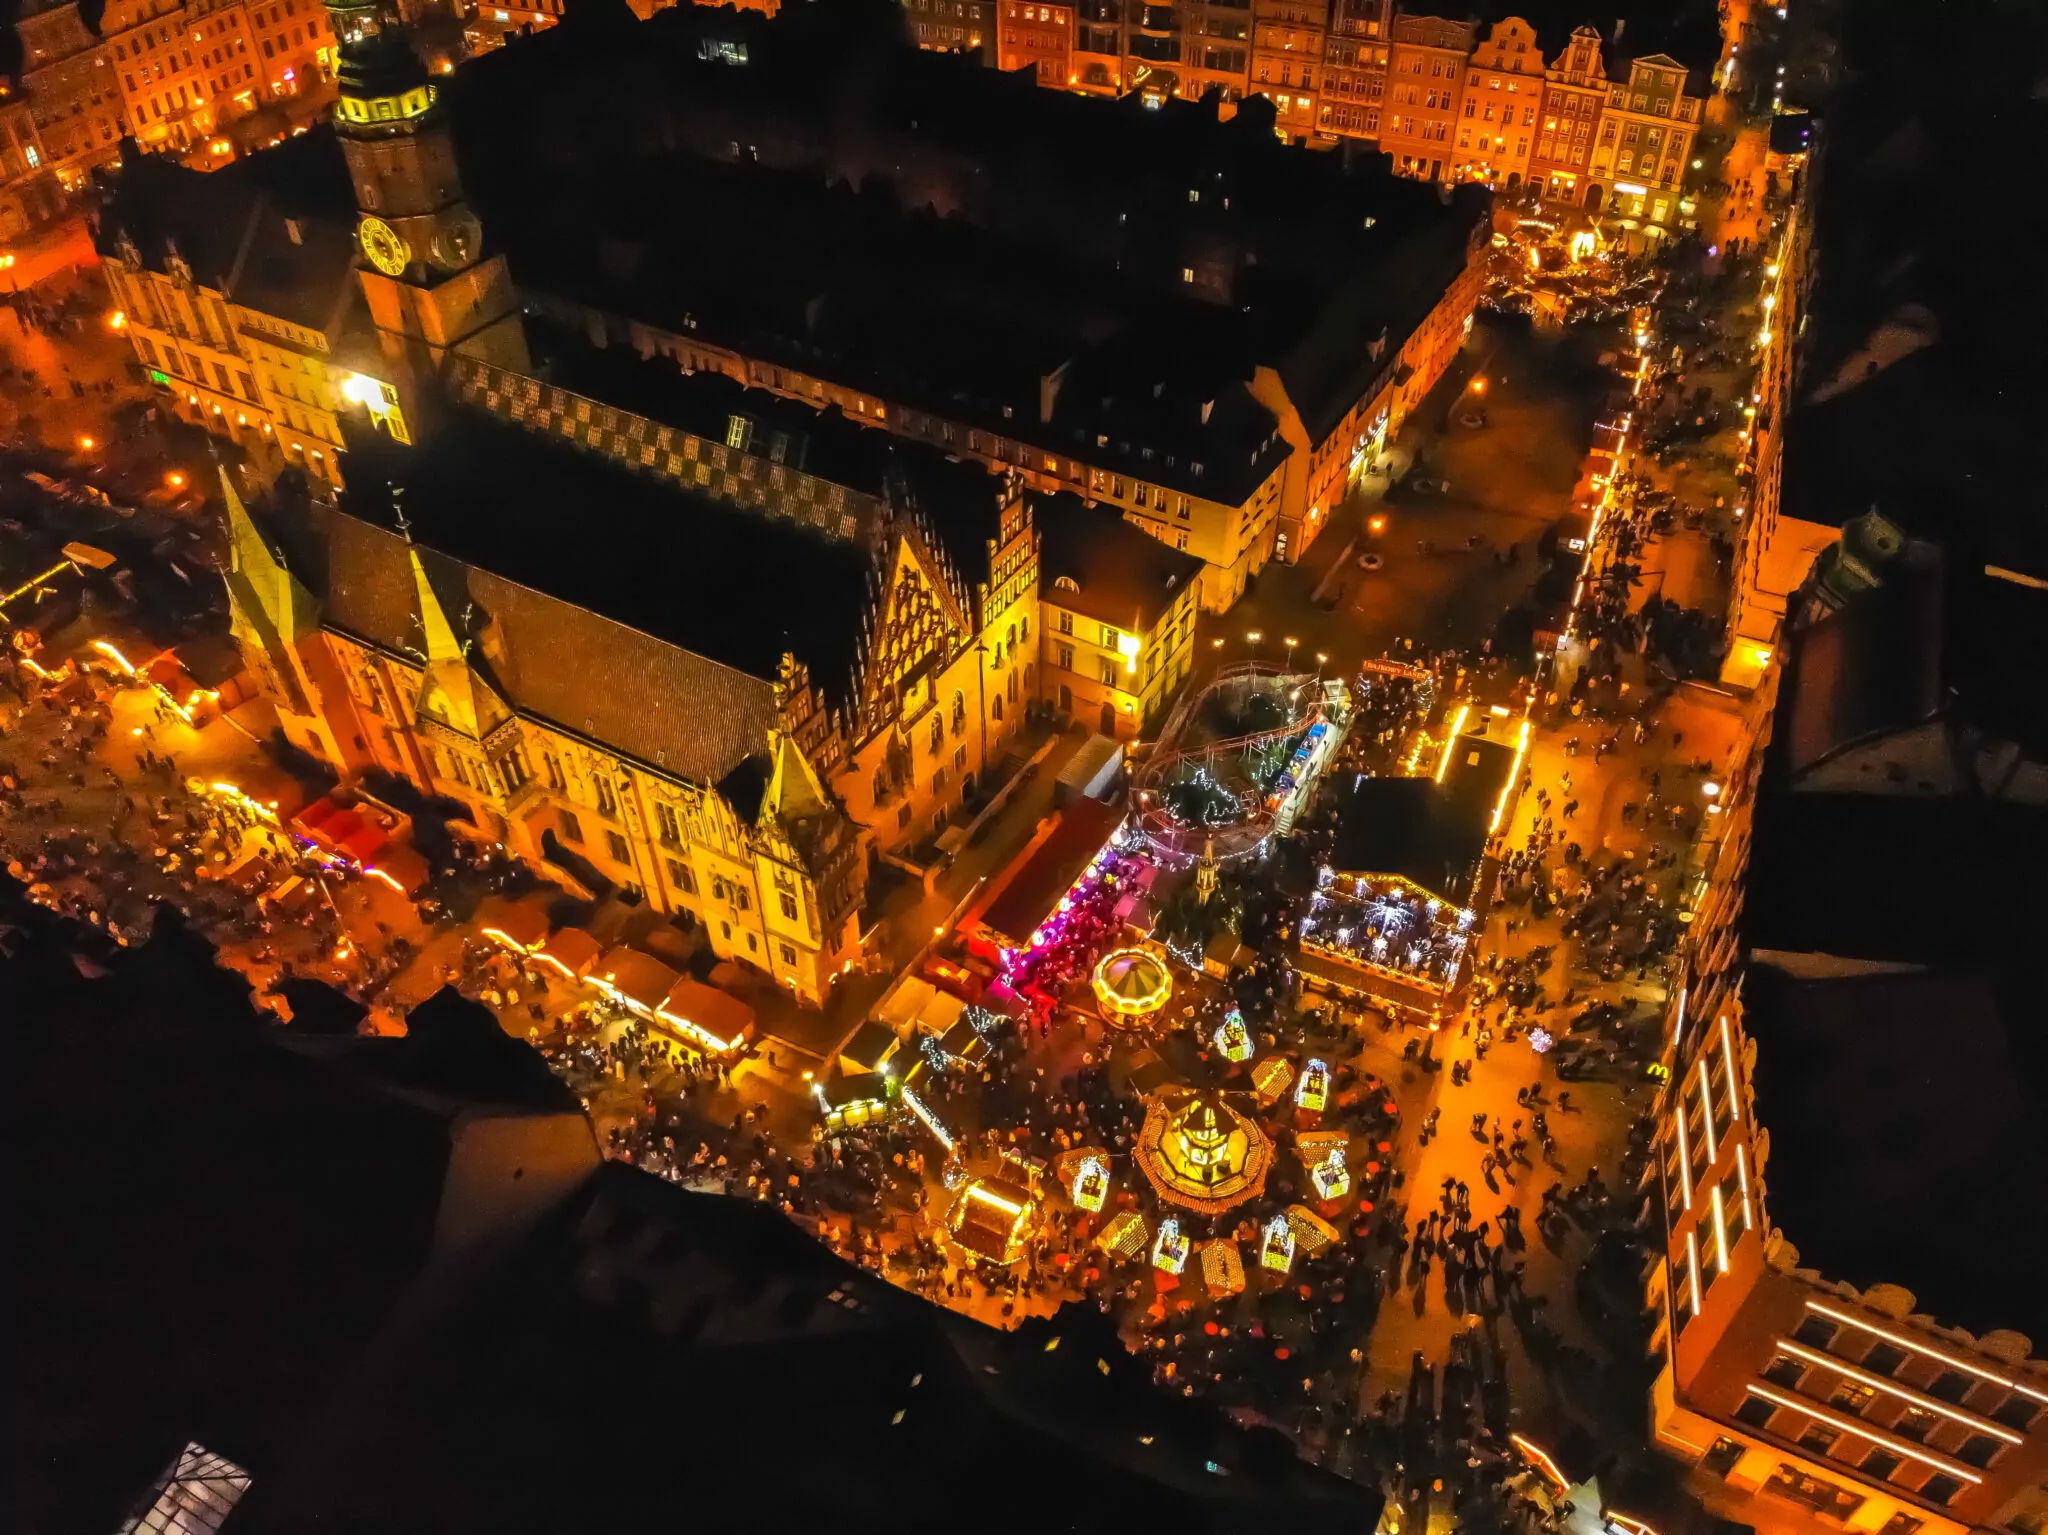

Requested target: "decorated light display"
[
  {"left": 1295, "top": 1056, "right": 1329, "bottom": 1112},
  {"left": 1261, "top": 1212, "right": 1296, "bottom": 1272},
  {"left": 1200, "top": 1238, "right": 1245, "bottom": 1297},
  {"left": 1152, "top": 1217, "right": 1189, "bottom": 1274},
  {"left": 1070, "top": 1153, "right": 1109, "bottom": 1213},
  {"left": 1286, "top": 1204, "right": 1339, "bottom": 1255},
  {"left": 1527, "top": 1026, "right": 1555, "bottom": 1054},
  {"left": 1213, "top": 1009, "right": 1252, "bottom": 1062},
  {"left": 1251, "top": 1055, "right": 1294, "bottom": 1105},
  {"left": 1310, "top": 1146, "right": 1350, "bottom": 1201},
  {"left": 1097, "top": 1209, "right": 1148, "bottom": 1259}
]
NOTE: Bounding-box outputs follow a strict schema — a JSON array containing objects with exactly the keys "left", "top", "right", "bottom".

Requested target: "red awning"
[
  {"left": 474, "top": 895, "right": 550, "bottom": 951},
  {"left": 295, "top": 796, "right": 344, "bottom": 834},
  {"left": 337, "top": 822, "right": 388, "bottom": 864},
  {"left": 366, "top": 843, "right": 430, "bottom": 896},
  {"left": 534, "top": 927, "right": 602, "bottom": 979}
]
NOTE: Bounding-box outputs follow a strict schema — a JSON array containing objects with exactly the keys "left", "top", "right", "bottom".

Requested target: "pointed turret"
[
  {"left": 220, "top": 467, "right": 316, "bottom": 714},
  {"left": 762, "top": 727, "right": 831, "bottom": 828},
  {"left": 222, "top": 466, "right": 316, "bottom": 645},
  {"left": 408, "top": 545, "right": 513, "bottom": 742}
]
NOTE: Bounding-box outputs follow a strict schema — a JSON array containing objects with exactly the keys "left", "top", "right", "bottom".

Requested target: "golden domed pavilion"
[
  {"left": 1092, "top": 946, "right": 1173, "bottom": 1025},
  {"left": 1134, "top": 1087, "right": 1274, "bottom": 1214}
]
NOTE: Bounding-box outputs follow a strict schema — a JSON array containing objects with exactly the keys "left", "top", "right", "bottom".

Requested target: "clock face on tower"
[{"left": 358, "top": 215, "right": 411, "bottom": 277}]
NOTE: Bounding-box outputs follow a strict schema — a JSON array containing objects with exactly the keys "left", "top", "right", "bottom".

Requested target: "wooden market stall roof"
[{"left": 963, "top": 796, "right": 1124, "bottom": 952}]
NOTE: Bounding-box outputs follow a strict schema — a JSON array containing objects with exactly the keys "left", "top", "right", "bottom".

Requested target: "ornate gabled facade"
[{"left": 836, "top": 488, "right": 1038, "bottom": 850}]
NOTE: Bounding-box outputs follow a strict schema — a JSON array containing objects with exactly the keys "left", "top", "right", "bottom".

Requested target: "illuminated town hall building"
[{"left": 103, "top": 0, "right": 1482, "bottom": 1006}]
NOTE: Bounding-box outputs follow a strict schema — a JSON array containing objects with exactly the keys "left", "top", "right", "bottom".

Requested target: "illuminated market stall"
[
  {"left": 946, "top": 1176, "right": 1040, "bottom": 1265},
  {"left": 1297, "top": 719, "right": 1524, "bottom": 1011},
  {"left": 1091, "top": 946, "right": 1173, "bottom": 1027},
  {"left": 957, "top": 796, "right": 1154, "bottom": 1024}
]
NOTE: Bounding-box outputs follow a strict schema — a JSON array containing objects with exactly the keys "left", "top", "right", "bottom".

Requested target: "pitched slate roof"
[
  {"left": 94, "top": 126, "right": 361, "bottom": 336},
  {"left": 314, "top": 504, "right": 782, "bottom": 787}
]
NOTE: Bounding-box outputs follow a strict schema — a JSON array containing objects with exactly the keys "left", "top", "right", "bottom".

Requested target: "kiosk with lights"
[
  {"left": 946, "top": 1176, "right": 1039, "bottom": 1265},
  {"left": 1261, "top": 1212, "right": 1297, "bottom": 1273},
  {"left": 1151, "top": 1217, "right": 1190, "bottom": 1275},
  {"left": 1213, "top": 1009, "right": 1252, "bottom": 1062}
]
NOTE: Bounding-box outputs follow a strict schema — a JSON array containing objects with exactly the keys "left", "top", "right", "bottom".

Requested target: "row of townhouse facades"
[
  {"left": 13, "top": 0, "right": 337, "bottom": 189},
  {"left": 951, "top": 2, "right": 1706, "bottom": 224}
]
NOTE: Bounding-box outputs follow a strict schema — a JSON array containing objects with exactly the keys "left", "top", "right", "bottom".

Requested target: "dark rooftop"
[
  {"left": 1781, "top": 0, "right": 2048, "bottom": 582},
  {"left": 524, "top": 317, "right": 1014, "bottom": 596},
  {"left": 1767, "top": 528, "right": 2048, "bottom": 790},
  {"left": 3, "top": 880, "right": 587, "bottom": 1535},
  {"left": 1743, "top": 790, "right": 2048, "bottom": 972},
  {"left": 1742, "top": 962, "right": 2048, "bottom": 1344},
  {"left": 95, "top": 126, "right": 362, "bottom": 337},
  {"left": 1034, "top": 490, "right": 1204, "bottom": 634},
  {"left": 1324, "top": 732, "right": 1516, "bottom": 905},
  {"left": 970, "top": 794, "right": 1125, "bottom": 951},
  {"left": 226, "top": 1163, "right": 1381, "bottom": 1535},
  {"left": 329, "top": 407, "right": 880, "bottom": 743},
  {"left": 429, "top": 1, "right": 1485, "bottom": 492}
]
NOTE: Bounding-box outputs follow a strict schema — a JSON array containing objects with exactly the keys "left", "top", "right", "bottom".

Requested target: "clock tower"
[{"left": 326, "top": 0, "right": 526, "bottom": 439}]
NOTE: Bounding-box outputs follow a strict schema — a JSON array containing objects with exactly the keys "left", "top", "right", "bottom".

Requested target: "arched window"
[
  {"left": 929, "top": 714, "right": 944, "bottom": 754},
  {"left": 951, "top": 690, "right": 966, "bottom": 734},
  {"left": 1053, "top": 575, "right": 1080, "bottom": 594},
  {"left": 991, "top": 695, "right": 1004, "bottom": 722}
]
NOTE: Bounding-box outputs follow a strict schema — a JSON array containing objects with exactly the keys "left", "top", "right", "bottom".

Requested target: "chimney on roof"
[
  {"left": 1613, "top": 17, "right": 1625, "bottom": 42},
  {"left": 1201, "top": 399, "right": 1214, "bottom": 424}
]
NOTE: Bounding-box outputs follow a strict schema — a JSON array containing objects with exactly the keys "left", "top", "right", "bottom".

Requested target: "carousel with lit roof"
[{"left": 1133, "top": 1087, "right": 1274, "bottom": 1214}]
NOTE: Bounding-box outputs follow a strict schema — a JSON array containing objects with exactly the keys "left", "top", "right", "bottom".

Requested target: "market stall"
[{"left": 946, "top": 1176, "right": 1039, "bottom": 1265}]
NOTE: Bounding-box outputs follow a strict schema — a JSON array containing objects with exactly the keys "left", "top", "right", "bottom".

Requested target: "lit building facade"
[
  {"left": 1454, "top": 17, "right": 1540, "bottom": 188},
  {"left": 1586, "top": 53, "right": 1700, "bottom": 226},
  {"left": 98, "top": 139, "right": 366, "bottom": 486},
  {"left": 1035, "top": 490, "right": 1202, "bottom": 738},
  {"left": 14, "top": 0, "right": 125, "bottom": 189},
  {"left": 903, "top": 0, "right": 996, "bottom": 62},
  {"left": 1723, "top": 197, "right": 1836, "bottom": 690},
  {"left": 1650, "top": 526, "right": 2048, "bottom": 1535},
  {"left": 1527, "top": 24, "right": 1608, "bottom": 206},
  {"left": 1250, "top": 0, "right": 1326, "bottom": 138},
  {"left": 1378, "top": 13, "right": 1471, "bottom": 181},
  {"left": 213, "top": 0, "right": 1059, "bottom": 1006},
  {"left": 1314, "top": 0, "right": 1388, "bottom": 142},
  {"left": 997, "top": 0, "right": 1071, "bottom": 84},
  {"left": 0, "top": 91, "right": 62, "bottom": 240}
]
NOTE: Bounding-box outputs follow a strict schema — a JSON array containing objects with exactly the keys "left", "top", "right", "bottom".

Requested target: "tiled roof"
[
  {"left": 95, "top": 127, "right": 360, "bottom": 335},
  {"left": 309, "top": 503, "right": 783, "bottom": 789}
]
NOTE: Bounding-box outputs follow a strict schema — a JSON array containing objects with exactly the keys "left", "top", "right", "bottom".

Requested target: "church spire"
[
  {"left": 406, "top": 544, "right": 512, "bottom": 741},
  {"left": 218, "top": 465, "right": 316, "bottom": 714},
  {"left": 221, "top": 465, "right": 315, "bottom": 645},
  {"left": 409, "top": 542, "right": 464, "bottom": 664}
]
